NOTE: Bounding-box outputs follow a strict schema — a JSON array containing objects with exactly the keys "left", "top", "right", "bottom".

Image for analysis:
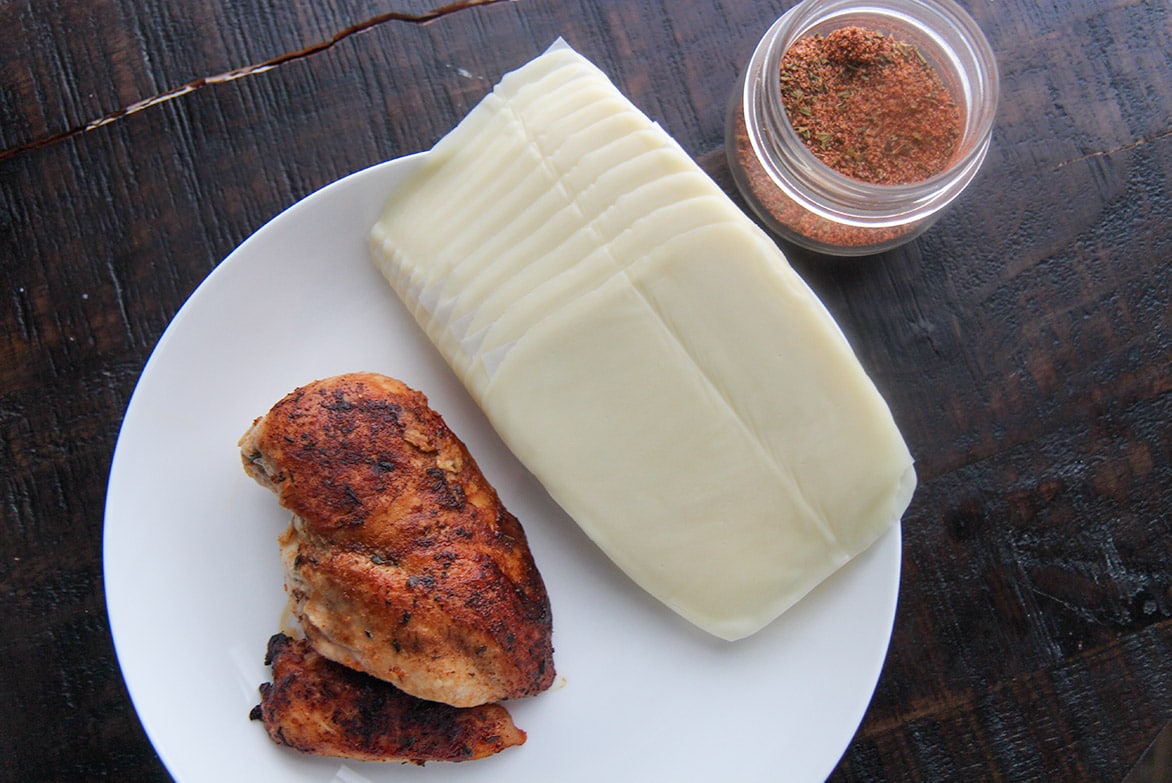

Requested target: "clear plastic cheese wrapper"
[{"left": 370, "top": 40, "right": 917, "bottom": 641}]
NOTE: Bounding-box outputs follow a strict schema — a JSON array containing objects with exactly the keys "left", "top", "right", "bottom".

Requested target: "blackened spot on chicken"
[
  {"left": 328, "top": 420, "right": 360, "bottom": 439},
  {"left": 359, "top": 398, "right": 405, "bottom": 428},
  {"left": 406, "top": 574, "right": 436, "bottom": 590},
  {"left": 492, "top": 510, "right": 520, "bottom": 549},
  {"left": 349, "top": 686, "right": 394, "bottom": 748},
  {"left": 400, "top": 610, "right": 412, "bottom": 626},
  {"left": 265, "top": 632, "right": 290, "bottom": 665},
  {"left": 425, "top": 467, "right": 466, "bottom": 509},
  {"left": 343, "top": 484, "right": 362, "bottom": 507},
  {"left": 249, "top": 703, "right": 263, "bottom": 721},
  {"left": 321, "top": 392, "right": 355, "bottom": 413},
  {"left": 370, "top": 552, "right": 399, "bottom": 567}
]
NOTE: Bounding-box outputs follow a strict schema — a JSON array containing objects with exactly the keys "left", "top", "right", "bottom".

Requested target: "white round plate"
[{"left": 104, "top": 155, "right": 900, "bottom": 783}]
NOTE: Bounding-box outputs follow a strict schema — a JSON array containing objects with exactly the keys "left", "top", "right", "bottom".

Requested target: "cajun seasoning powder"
[
  {"left": 726, "top": 0, "right": 999, "bottom": 256},
  {"left": 780, "top": 27, "right": 961, "bottom": 184},
  {"left": 729, "top": 108, "right": 919, "bottom": 251}
]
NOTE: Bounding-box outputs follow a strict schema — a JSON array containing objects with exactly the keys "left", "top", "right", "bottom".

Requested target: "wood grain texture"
[
  {"left": 0, "top": 0, "right": 483, "bottom": 153},
  {"left": 1, "top": 0, "right": 1168, "bottom": 779}
]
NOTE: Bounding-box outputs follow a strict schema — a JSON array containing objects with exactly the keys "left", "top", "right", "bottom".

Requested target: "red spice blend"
[
  {"left": 729, "top": 107, "right": 917, "bottom": 250},
  {"left": 780, "top": 27, "right": 961, "bottom": 184}
]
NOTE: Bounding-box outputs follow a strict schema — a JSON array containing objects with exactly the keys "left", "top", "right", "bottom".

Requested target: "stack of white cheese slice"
[{"left": 370, "top": 41, "right": 916, "bottom": 641}]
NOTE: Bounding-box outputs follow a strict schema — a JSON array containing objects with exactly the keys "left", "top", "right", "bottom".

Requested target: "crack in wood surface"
[
  {"left": 0, "top": 0, "right": 516, "bottom": 164},
  {"left": 1052, "top": 126, "right": 1172, "bottom": 170}
]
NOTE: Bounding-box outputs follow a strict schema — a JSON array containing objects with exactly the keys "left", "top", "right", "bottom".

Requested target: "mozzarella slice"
[{"left": 370, "top": 41, "right": 915, "bottom": 640}]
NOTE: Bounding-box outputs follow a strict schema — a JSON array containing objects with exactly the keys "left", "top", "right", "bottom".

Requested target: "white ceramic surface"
[{"left": 104, "top": 155, "right": 901, "bottom": 783}]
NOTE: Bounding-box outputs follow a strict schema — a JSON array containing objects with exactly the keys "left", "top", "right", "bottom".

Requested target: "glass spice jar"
[{"left": 727, "top": 0, "right": 999, "bottom": 256}]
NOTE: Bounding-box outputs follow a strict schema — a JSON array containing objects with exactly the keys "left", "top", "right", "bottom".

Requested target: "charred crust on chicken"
[
  {"left": 250, "top": 633, "right": 526, "bottom": 763},
  {"left": 239, "top": 372, "right": 556, "bottom": 710}
]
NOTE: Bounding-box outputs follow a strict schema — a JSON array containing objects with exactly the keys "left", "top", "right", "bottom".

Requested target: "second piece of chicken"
[{"left": 239, "top": 372, "right": 555, "bottom": 708}]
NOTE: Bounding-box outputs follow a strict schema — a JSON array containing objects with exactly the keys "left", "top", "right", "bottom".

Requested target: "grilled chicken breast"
[
  {"left": 251, "top": 633, "right": 526, "bottom": 763},
  {"left": 240, "top": 372, "right": 555, "bottom": 708}
]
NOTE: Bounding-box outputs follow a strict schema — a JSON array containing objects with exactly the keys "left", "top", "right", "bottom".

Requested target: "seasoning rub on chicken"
[
  {"left": 239, "top": 372, "right": 556, "bottom": 715},
  {"left": 251, "top": 633, "right": 527, "bottom": 764}
]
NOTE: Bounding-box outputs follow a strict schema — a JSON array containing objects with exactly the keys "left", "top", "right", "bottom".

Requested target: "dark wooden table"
[{"left": 2, "top": 0, "right": 1169, "bottom": 779}]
